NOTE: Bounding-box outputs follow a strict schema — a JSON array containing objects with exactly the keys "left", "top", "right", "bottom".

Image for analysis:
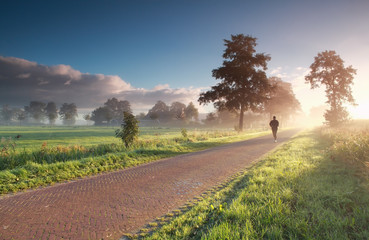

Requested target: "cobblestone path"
[{"left": 0, "top": 129, "right": 300, "bottom": 240}]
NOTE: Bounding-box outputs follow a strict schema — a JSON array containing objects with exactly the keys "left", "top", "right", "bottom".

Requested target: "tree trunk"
[
  {"left": 332, "top": 85, "right": 338, "bottom": 126},
  {"left": 239, "top": 104, "right": 244, "bottom": 131}
]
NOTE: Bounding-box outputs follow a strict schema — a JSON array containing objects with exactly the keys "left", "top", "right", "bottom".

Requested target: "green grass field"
[
  {"left": 0, "top": 126, "right": 269, "bottom": 194},
  {"left": 0, "top": 126, "right": 198, "bottom": 149},
  {"left": 138, "top": 125, "right": 369, "bottom": 239},
  {"left": 2, "top": 123, "right": 368, "bottom": 239}
]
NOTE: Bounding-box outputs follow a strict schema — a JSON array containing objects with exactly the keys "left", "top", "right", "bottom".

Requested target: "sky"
[{"left": 1, "top": 0, "right": 369, "bottom": 120}]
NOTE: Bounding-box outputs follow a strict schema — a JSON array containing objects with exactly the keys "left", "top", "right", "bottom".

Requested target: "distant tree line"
[
  {"left": 145, "top": 101, "right": 199, "bottom": 123},
  {"left": 0, "top": 79, "right": 300, "bottom": 127},
  {"left": 0, "top": 101, "right": 78, "bottom": 125},
  {"left": 86, "top": 98, "right": 199, "bottom": 126}
]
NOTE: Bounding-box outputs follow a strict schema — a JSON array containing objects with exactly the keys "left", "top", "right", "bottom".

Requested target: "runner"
[{"left": 269, "top": 116, "right": 279, "bottom": 142}]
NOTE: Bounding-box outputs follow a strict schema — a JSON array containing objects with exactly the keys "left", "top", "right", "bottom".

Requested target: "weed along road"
[{"left": 0, "top": 128, "right": 300, "bottom": 240}]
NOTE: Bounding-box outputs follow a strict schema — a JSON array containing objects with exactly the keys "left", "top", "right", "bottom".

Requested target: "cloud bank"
[{"left": 0, "top": 56, "right": 203, "bottom": 113}]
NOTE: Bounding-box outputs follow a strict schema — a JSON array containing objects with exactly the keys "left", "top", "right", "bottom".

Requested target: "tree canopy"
[
  {"left": 24, "top": 101, "right": 46, "bottom": 123},
  {"left": 104, "top": 97, "right": 131, "bottom": 121},
  {"left": 305, "top": 50, "right": 356, "bottom": 126},
  {"left": 198, "top": 34, "right": 272, "bottom": 131},
  {"left": 146, "top": 101, "right": 199, "bottom": 123},
  {"left": 169, "top": 102, "right": 186, "bottom": 120},
  {"left": 115, "top": 111, "right": 139, "bottom": 148},
  {"left": 0, "top": 105, "right": 13, "bottom": 124},
  {"left": 90, "top": 98, "right": 131, "bottom": 125},
  {"left": 265, "top": 77, "right": 301, "bottom": 120},
  {"left": 91, "top": 106, "right": 113, "bottom": 125},
  {"left": 59, "top": 103, "right": 78, "bottom": 125},
  {"left": 45, "top": 102, "right": 58, "bottom": 125},
  {"left": 184, "top": 102, "right": 199, "bottom": 121},
  {"left": 147, "top": 101, "right": 170, "bottom": 121}
]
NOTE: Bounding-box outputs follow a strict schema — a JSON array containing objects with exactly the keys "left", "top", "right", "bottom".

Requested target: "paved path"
[{"left": 0, "top": 129, "right": 300, "bottom": 240}]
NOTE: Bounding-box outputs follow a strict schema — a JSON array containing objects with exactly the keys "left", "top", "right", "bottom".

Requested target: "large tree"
[
  {"left": 265, "top": 77, "right": 301, "bottom": 121},
  {"left": 104, "top": 98, "right": 131, "bottom": 121},
  {"left": 90, "top": 107, "right": 113, "bottom": 125},
  {"left": 0, "top": 105, "right": 14, "bottom": 124},
  {"left": 184, "top": 102, "right": 199, "bottom": 121},
  {"left": 147, "top": 101, "right": 170, "bottom": 121},
  {"left": 13, "top": 108, "right": 26, "bottom": 125},
  {"left": 198, "top": 34, "right": 272, "bottom": 131},
  {"left": 59, "top": 103, "right": 78, "bottom": 125},
  {"left": 305, "top": 50, "right": 356, "bottom": 126},
  {"left": 45, "top": 102, "right": 58, "bottom": 125},
  {"left": 169, "top": 102, "right": 186, "bottom": 120},
  {"left": 24, "top": 101, "right": 46, "bottom": 123}
]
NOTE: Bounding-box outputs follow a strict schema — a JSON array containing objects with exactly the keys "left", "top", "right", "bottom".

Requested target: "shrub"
[
  {"left": 181, "top": 128, "right": 188, "bottom": 139},
  {"left": 115, "top": 112, "right": 139, "bottom": 148}
]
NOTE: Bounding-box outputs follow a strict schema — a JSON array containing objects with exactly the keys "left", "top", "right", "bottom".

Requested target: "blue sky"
[{"left": 1, "top": 0, "right": 369, "bottom": 118}]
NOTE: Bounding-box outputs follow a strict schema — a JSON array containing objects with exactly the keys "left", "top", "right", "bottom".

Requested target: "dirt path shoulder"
[{"left": 0, "top": 128, "right": 300, "bottom": 240}]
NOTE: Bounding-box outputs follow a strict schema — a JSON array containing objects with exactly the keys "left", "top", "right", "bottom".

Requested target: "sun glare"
[{"left": 348, "top": 104, "right": 369, "bottom": 119}]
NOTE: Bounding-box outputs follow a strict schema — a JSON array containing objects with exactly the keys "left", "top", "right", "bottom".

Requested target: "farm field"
[
  {"left": 0, "top": 126, "right": 269, "bottom": 194},
  {"left": 141, "top": 122, "right": 369, "bottom": 239},
  {"left": 0, "top": 126, "right": 209, "bottom": 150}
]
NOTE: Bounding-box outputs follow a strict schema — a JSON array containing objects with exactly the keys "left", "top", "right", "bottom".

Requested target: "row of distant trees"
[
  {"left": 86, "top": 98, "right": 132, "bottom": 125},
  {"left": 146, "top": 101, "right": 199, "bottom": 122},
  {"left": 85, "top": 98, "right": 199, "bottom": 126},
  {"left": 0, "top": 98, "right": 200, "bottom": 126},
  {"left": 0, "top": 101, "right": 77, "bottom": 125},
  {"left": 0, "top": 76, "right": 301, "bottom": 127}
]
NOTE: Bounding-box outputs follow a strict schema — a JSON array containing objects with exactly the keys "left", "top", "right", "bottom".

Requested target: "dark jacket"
[{"left": 269, "top": 119, "right": 279, "bottom": 129}]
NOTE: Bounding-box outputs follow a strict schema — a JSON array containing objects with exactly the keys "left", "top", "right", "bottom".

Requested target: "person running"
[{"left": 269, "top": 116, "right": 279, "bottom": 142}]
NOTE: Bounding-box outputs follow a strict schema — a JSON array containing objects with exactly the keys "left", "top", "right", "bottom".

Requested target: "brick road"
[{"left": 0, "top": 129, "right": 299, "bottom": 240}]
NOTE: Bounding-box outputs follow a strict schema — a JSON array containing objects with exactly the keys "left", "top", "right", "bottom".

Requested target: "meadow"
[
  {"left": 137, "top": 121, "right": 369, "bottom": 239},
  {"left": 0, "top": 126, "right": 269, "bottom": 194},
  {"left": 2, "top": 122, "right": 368, "bottom": 239}
]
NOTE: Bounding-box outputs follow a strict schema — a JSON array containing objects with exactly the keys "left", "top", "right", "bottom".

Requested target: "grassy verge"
[
  {"left": 0, "top": 129, "right": 268, "bottom": 195},
  {"left": 137, "top": 129, "right": 369, "bottom": 239}
]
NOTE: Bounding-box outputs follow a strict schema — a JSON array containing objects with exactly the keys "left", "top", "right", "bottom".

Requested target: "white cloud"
[
  {"left": 269, "top": 67, "right": 282, "bottom": 75},
  {"left": 48, "top": 64, "right": 82, "bottom": 80},
  {"left": 152, "top": 84, "right": 170, "bottom": 90},
  {"left": 0, "top": 56, "right": 204, "bottom": 114}
]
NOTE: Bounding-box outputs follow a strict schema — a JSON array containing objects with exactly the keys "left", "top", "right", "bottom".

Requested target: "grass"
[
  {"left": 140, "top": 128, "right": 369, "bottom": 240},
  {"left": 322, "top": 126, "right": 369, "bottom": 173},
  {"left": 0, "top": 126, "right": 269, "bottom": 194},
  {"left": 0, "top": 126, "right": 190, "bottom": 150}
]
